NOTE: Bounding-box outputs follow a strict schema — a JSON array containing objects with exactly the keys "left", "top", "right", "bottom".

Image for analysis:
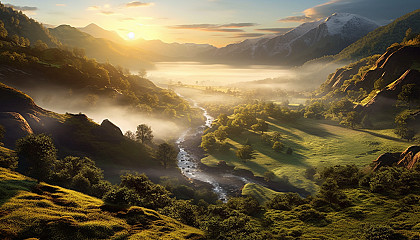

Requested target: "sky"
[{"left": 3, "top": 0, "right": 420, "bottom": 47}]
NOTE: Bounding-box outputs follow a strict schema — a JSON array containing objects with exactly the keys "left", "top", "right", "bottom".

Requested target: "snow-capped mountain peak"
[{"left": 324, "top": 12, "right": 379, "bottom": 35}]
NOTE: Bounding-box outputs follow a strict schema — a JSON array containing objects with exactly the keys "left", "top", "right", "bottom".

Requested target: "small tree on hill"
[
  {"left": 236, "top": 145, "right": 255, "bottom": 161},
  {"left": 251, "top": 119, "right": 269, "bottom": 134},
  {"left": 272, "top": 141, "right": 284, "bottom": 152},
  {"left": 124, "top": 130, "right": 136, "bottom": 141},
  {"left": 136, "top": 124, "right": 154, "bottom": 144},
  {"left": 16, "top": 134, "right": 57, "bottom": 181},
  {"left": 157, "top": 143, "right": 178, "bottom": 169}
]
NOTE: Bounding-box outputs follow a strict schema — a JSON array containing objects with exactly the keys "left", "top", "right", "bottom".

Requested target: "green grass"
[
  {"left": 264, "top": 188, "right": 420, "bottom": 239},
  {"left": 0, "top": 168, "right": 204, "bottom": 239},
  {"left": 202, "top": 118, "right": 410, "bottom": 193},
  {"left": 241, "top": 183, "right": 284, "bottom": 204}
]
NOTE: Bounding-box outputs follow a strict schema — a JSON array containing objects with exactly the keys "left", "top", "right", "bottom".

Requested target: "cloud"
[
  {"left": 101, "top": 11, "right": 115, "bottom": 15},
  {"left": 56, "top": 4, "right": 66, "bottom": 7},
  {"left": 126, "top": 1, "right": 153, "bottom": 7},
  {"left": 303, "top": 0, "right": 420, "bottom": 25},
  {"left": 4, "top": 4, "right": 38, "bottom": 11},
  {"left": 278, "top": 15, "right": 314, "bottom": 23},
  {"left": 169, "top": 23, "right": 257, "bottom": 32},
  {"left": 229, "top": 33, "right": 266, "bottom": 38},
  {"left": 256, "top": 28, "right": 293, "bottom": 34}
]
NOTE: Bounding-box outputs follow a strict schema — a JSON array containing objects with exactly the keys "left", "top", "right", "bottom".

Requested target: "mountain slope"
[
  {"left": 335, "top": 9, "right": 420, "bottom": 62},
  {"left": 0, "top": 3, "right": 60, "bottom": 47},
  {"left": 0, "top": 82, "right": 156, "bottom": 175},
  {"left": 0, "top": 167, "right": 205, "bottom": 239},
  {"left": 78, "top": 23, "right": 124, "bottom": 43},
  {"left": 204, "top": 13, "right": 378, "bottom": 65},
  {"left": 50, "top": 25, "right": 156, "bottom": 69}
]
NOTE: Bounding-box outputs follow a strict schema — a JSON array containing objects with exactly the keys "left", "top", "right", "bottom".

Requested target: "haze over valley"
[{"left": 0, "top": 1, "right": 420, "bottom": 239}]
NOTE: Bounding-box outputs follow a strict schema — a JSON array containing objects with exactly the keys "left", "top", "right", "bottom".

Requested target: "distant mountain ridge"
[
  {"left": 202, "top": 13, "right": 379, "bottom": 66},
  {"left": 78, "top": 23, "right": 124, "bottom": 43}
]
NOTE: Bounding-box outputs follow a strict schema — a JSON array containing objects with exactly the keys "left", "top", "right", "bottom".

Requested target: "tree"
[
  {"left": 201, "top": 133, "right": 218, "bottom": 153},
  {"left": 395, "top": 111, "right": 416, "bottom": 141},
  {"left": 34, "top": 40, "right": 48, "bottom": 51},
  {"left": 214, "top": 127, "right": 228, "bottom": 142},
  {"left": 124, "top": 130, "right": 136, "bottom": 140},
  {"left": 157, "top": 142, "right": 177, "bottom": 169},
  {"left": 0, "top": 20, "right": 8, "bottom": 39},
  {"left": 396, "top": 84, "right": 419, "bottom": 110},
  {"left": 236, "top": 145, "right": 254, "bottom": 161},
  {"left": 16, "top": 134, "right": 57, "bottom": 181},
  {"left": 272, "top": 141, "right": 284, "bottom": 152},
  {"left": 340, "top": 111, "right": 360, "bottom": 129},
  {"left": 251, "top": 119, "right": 269, "bottom": 134},
  {"left": 136, "top": 124, "right": 153, "bottom": 144}
]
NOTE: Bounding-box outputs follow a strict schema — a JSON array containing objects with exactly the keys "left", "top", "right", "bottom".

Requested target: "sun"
[{"left": 127, "top": 32, "right": 135, "bottom": 40}]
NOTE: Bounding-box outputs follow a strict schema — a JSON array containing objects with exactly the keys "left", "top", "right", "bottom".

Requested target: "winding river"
[{"left": 176, "top": 99, "right": 252, "bottom": 201}]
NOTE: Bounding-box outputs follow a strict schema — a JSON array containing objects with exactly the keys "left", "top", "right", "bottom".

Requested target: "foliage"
[
  {"left": 266, "top": 193, "right": 306, "bottom": 211},
  {"left": 0, "top": 146, "right": 18, "bottom": 169},
  {"left": 320, "top": 164, "right": 362, "bottom": 188},
  {"left": 104, "top": 173, "right": 171, "bottom": 209},
  {"left": 51, "top": 156, "right": 110, "bottom": 198},
  {"left": 272, "top": 141, "right": 284, "bottom": 152},
  {"left": 135, "top": 124, "right": 154, "bottom": 144},
  {"left": 236, "top": 145, "right": 255, "bottom": 160},
  {"left": 251, "top": 119, "right": 269, "bottom": 134},
  {"left": 156, "top": 142, "right": 178, "bottom": 169},
  {"left": 15, "top": 134, "right": 57, "bottom": 181}
]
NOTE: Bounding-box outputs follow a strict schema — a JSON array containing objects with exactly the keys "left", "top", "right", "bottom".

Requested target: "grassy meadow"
[
  {"left": 202, "top": 117, "right": 410, "bottom": 193},
  {"left": 0, "top": 167, "right": 204, "bottom": 240}
]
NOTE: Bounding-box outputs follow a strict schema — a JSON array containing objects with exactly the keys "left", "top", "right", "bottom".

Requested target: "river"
[{"left": 175, "top": 98, "right": 252, "bottom": 201}]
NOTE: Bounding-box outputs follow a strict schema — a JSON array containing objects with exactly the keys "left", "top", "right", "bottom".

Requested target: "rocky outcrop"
[
  {"left": 0, "top": 112, "right": 33, "bottom": 147},
  {"left": 96, "top": 119, "right": 124, "bottom": 142},
  {"left": 372, "top": 145, "right": 420, "bottom": 171}
]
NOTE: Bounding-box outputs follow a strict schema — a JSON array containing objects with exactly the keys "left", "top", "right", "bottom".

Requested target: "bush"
[
  {"left": 272, "top": 141, "right": 284, "bottom": 152},
  {"left": 266, "top": 193, "right": 306, "bottom": 211},
  {"left": 320, "top": 165, "right": 361, "bottom": 188},
  {"left": 236, "top": 145, "right": 255, "bottom": 160},
  {"left": 227, "top": 197, "right": 261, "bottom": 216}
]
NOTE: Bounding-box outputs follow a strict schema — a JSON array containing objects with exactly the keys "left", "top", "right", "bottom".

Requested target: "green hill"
[
  {"left": 0, "top": 167, "right": 205, "bottom": 239},
  {"left": 0, "top": 3, "right": 60, "bottom": 47},
  {"left": 335, "top": 9, "right": 420, "bottom": 62}
]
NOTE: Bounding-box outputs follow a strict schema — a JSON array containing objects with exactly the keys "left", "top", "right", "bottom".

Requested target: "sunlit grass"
[
  {"left": 202, "top": 118, "right": 409, "bottom": 193},
  {"left": 0, "top": 167, "right": 204, "bottom": 239}
]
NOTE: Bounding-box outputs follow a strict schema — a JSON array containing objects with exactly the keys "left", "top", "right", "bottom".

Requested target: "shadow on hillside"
[
  {"left": 0, "top": 179, "right": 37, "bottom": 206},
  {"left": 291, "top": 119, "right": 337, "bottom": 138},
  {"left": 355, "top": 129, "right": 406, "bottom": 142}
]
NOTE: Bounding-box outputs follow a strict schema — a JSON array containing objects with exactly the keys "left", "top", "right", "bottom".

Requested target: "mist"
[
  {"left": 144, "top": 60, "right": 345, "bottom": 92},
  {"left": 22, "top": 86, "right": 186, "bottom": 140}
]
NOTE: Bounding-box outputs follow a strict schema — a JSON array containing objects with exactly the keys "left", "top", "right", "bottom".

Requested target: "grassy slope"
[
  {"left": 202, "top": 118, "right": 409, "bottom": 193},
  {"left": 265, "top": 188, "right": 420, "bottom": 239},
  {"left": 241, "top": 183, "right": 284, "bottom": 203},
  {"left": 0, "top": 167, "right": 204, "bottom": 240}
]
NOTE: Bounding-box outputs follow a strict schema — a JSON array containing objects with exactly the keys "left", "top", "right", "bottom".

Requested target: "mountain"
[
  {"left": 204, "top": 13, "right": 379, "bottom": 66},
  {"left": 78, "top": 23, "right": 124, "bottom": 43},
  {"left": 0, "top": 3, "right": 60, "bottom": 47},
  {"left": 129, "top": 39, "right": 217, "bottom": 59},
  {"left": 317, "top": 35, "right": 420, "bottom": 129},
  {"left": 335, "top": 9, "right": 420, "bottom": 62},
  {"left": 49, "top": 25, "right": 157, "bottom": 69}
]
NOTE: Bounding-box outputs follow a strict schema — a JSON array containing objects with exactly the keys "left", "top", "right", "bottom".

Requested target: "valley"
[{"left": 0, "top": 2, "right": 419, "bottom": 239}]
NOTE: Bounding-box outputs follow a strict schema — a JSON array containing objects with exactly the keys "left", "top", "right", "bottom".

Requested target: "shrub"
[
  {"left": 363, "top": 225, "right": 407, "bottom": 240},
  {"left": 272, "top": 141, "right": 284, "bottom": 152}
]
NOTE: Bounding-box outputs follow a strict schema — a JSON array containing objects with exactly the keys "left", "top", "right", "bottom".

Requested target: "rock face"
[
  {"left": 97, "top": 119, "right": 124, "bottom": 141},
  {"left": 0, "top": 112, "right": 33, "bottom": 147},
  {"left": 372, "top": 146, "right": 420, "bottom": 171},
  {"left": 204, "top": 13, "right": 378, "bottom": 65}
]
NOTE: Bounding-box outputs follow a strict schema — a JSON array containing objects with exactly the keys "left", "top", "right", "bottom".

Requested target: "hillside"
[
  {"left": 0, "top": 167, "right": 205, "bottom": 239},
  {"left": 334, "top": 9, "right": 420, "bottom": 62},
  {"left": 78, "top": 23, "right": 124, "bottom": 43},
  {"left": 0, "top": 3, "right": 60, "bottom": 48},
  {"left": 50, "top": 25, "right": 157, "bottom": 70},
  {"left": 0, "top": 82, "right": 160, "bottom": 178}
]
